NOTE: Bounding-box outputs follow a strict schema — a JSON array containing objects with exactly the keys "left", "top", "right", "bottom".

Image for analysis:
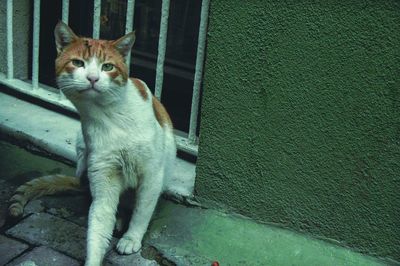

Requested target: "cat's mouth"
[{"left": 79, "top": 87, "right": 100, "bottom": 94}]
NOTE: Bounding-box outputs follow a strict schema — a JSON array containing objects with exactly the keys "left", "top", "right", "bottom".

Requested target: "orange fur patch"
[
  {"left": 152, "top": 96, "right": 173, "bottom": 128},
  {"left": 131, "top": 78, "right": 148, "bottom": 100}
]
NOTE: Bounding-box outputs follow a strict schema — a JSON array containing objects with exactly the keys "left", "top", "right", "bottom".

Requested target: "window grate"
[
  {"left": 32, "top": 0, "right": 41, "bottom": 89},
  {"left": 0, "top": 0, "right": 210, "bottom": 156},
  {"left": 6, "top": 0, "right": 13, "bottom": 79}
]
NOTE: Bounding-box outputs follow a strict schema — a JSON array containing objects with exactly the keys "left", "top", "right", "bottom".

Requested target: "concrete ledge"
[
  {"left": 0, "top": 91, "right": 77, "bottom": 162},
  {"left": 0, "top": 91, "right": 195, "bottom": 197}
]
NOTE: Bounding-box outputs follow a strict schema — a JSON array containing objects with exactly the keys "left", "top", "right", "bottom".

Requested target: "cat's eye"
[
  {"left": 72, "top": 59, "right": 84, "bottom": 68},
  {"left": 102, "top": 63, "right": 114, "bottom": 72}
]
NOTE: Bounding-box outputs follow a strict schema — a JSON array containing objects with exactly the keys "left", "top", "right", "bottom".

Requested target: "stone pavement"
[
  {"left": 0, "top": 140, "right": 166, "bottom": 265},
  {"left": 0, "top": 183, "right": 159, "bottom": 266},
  {"left": 0, "top": 140, "right": 151, "bottom": 265}
]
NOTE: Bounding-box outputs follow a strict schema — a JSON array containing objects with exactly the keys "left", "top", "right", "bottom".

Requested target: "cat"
[{"left": 9, "top": 21, "right": 177, "bottom": 266}]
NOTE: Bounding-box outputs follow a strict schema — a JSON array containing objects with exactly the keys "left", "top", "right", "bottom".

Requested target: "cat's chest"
[
  {"left": 82, "top": 121, "right": 157, "bottom": 166},
  {"left": 83, "top": 124, "right": 153, "bottom": 179},
  {"left": 84, "top": 118, "right": 152, "bottom": 146},
  {"left": 85, "top": 123, "right": 126, "bottom": 147}
]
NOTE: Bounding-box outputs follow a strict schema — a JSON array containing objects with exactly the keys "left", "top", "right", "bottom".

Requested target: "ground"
[{"left": 0, "top": 141, "right": 390, "bottom": 266}]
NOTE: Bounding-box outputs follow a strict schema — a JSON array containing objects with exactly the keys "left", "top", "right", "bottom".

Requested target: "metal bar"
[
  {"left": 125, "top": 0, "right": 135, "bottom": 73},
  {"left": 32, "top": 0, "right": 41, "bottom": 89},
  {"left": 154, "top": 0, "right": 170, "bottom": 99},
  {"left": 175, "top": 134, "right": 198, "bottom": 156},
  {"left": 6, "top": 0, "right": 13, "bottom": 79},
  {"left": 1, "top": 0, "right": 200, "bottom": 156},
  {"left": 188, "top": 0, "right": 210, "bottom": 143},
  {"left": 125, "top": 0, "right": 135, "bottom": 35},
  {"left": 62, "top": 0, "right": 70, "bottom": 24},
  {"left": 92, "top": 0, "right": 101, "bottom": 39},
  {"left": 59, "top": 0, "right": 70, "bottom": 100}
]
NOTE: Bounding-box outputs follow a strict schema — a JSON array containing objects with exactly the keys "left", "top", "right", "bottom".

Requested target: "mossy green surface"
[
  {"left": 148, "top": 200, "right": 385, "bottom": 266},
  {"left": 196, "top": 0, "right": 400, "bottom": 261}
]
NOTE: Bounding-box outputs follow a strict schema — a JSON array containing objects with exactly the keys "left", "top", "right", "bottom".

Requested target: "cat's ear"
[
  {"left": 54, "top": 21, "right": 78, "bottom": 54},
  {"left": 112, "top": 31, "right": 136, "bottom": 59}
]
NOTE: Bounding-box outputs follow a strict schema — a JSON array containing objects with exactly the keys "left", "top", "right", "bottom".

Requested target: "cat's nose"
[{"left": 87, "top": 75, "right": 99, "bottom": 85}]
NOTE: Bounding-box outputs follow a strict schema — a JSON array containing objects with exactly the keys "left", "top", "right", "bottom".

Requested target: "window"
[{"left": 0, "top": 0, "right": 210, "bottom": 156}]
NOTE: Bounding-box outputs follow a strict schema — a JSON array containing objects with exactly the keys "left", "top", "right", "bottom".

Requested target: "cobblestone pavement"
[{"left": 0, "top": 179, "right": 159, "bottom": 266}]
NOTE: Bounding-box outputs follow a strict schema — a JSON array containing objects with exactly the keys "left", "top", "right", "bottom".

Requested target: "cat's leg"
[
  {"left": 76, "top": 131, "right": 87, "bottom": 178},
  {"left": 116, "top": 166, "right": 164, "bottom": 254},
  {"left": 85, "top": 168, "right": 122, "bottom": 266}
]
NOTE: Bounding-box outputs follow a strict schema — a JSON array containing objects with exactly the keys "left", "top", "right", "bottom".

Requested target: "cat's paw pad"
[{"left": 116, "top": 236, "right": 142, "bottom": 254}]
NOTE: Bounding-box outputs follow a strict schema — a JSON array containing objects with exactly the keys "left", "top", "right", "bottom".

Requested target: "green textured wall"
[{"left": 196, "top": 0, "right": 400, "bottom": 261}]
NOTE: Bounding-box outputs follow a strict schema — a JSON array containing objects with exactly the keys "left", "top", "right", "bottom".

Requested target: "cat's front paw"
[{"left": 116, "top": 236, "right": 142, "bottom": 254}]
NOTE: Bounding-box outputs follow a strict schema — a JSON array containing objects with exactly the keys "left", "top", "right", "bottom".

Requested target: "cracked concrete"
[{"left": 6, "top": 246, "right": 80, "bottom": 266}]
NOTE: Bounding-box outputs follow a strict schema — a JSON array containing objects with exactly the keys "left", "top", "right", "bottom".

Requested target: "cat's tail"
[{"left": 8, "top": 174, "right": 84, "bottom": 217}]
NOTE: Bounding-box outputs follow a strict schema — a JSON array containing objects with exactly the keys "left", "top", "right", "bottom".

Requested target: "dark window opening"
[{"left": 37, "top": 0, "right": 203, "bottom": 135}]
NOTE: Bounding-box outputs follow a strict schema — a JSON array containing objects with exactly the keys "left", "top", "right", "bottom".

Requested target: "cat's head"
[{"left": 54, "top": 21, "right": 135, "bottom": 104}]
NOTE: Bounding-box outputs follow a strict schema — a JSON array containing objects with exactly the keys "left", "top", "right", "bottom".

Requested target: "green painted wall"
[{"left": 196, "top": 0, "right": 400, "bottom": 261}]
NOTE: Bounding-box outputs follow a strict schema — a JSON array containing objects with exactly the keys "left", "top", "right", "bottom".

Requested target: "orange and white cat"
[{"left": 9, "top": 21, "right": 177, "bottom": 266}]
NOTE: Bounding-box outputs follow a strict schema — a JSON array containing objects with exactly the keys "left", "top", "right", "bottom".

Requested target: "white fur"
[{"left": 58, "top": 58, "right": 176, "bottom": 266}]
